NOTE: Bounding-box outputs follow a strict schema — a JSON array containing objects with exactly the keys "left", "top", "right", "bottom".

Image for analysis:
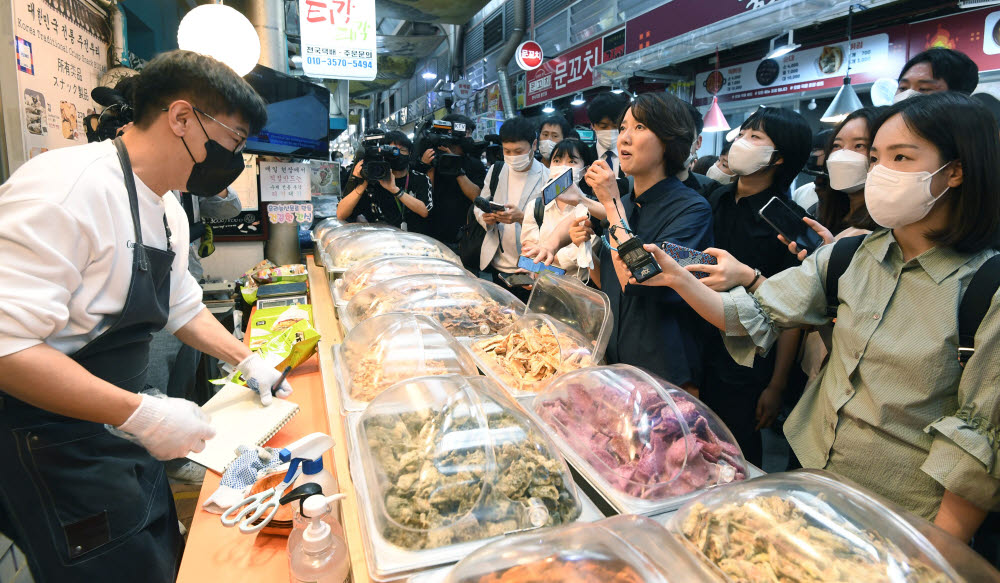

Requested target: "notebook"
[{"left": 187, "top": 382, "right": 300, "bottom": 474}]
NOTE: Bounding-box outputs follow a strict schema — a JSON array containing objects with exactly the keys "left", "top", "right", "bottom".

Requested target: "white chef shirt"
[{"left": 0, "top": 140, "right": 204, "bottom": 358}]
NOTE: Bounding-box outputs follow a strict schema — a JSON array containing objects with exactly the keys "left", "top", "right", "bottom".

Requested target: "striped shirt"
[{"left": 720, "top": 228, "right": 1000, "bottom": 518}]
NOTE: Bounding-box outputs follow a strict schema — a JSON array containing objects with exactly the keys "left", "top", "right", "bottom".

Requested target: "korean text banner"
[
  {"left": 908, "top": 7, "right": 1000, "bottom": 74},
  {"left": 525, "top": 38, "right": 602, "bottom": 107},
  {"left": 12, "top": 0, "right": 109, "bottom": 161},
  {"left": 299, "top": 0, "right": 377, "bottom": 80}
]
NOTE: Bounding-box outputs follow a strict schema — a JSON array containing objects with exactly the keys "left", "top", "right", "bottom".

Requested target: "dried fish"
[{"left": 473, "top": 323, "right": 591, "bottom": 391}]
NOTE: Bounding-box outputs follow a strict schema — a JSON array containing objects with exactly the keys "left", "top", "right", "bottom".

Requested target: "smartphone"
[
  {"left": 759, "top": 197, "right": 826, "bottom": 255},
  {"left": 488, "top": 201, "right": 506, "bottom": 212},
  {"left": 517, "top": 255, "right": 566, "bottom": 275},
  {"left": 659, "top": 242, "right": 718, "bottom": 279},
  {"left": 498, "top": 272, "right": 534, "bottom": 288},
  {"left": 541, "top": 168, "right": 574, "bottom": 205}
]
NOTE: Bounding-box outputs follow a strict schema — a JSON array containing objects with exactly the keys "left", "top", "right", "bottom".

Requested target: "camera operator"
[
  {"left": 338, "top": 130, "right": 431, "bottom": 230},
  {"left": 416, "top": 114, "right": 487, "bottom": 247}
]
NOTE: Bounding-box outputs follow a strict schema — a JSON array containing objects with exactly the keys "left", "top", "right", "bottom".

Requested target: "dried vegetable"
[
  {"left": 680, "top": 497, "right": 952, "bottom": 583},
  {"left": 363, "top": 408, "right": 579, "bottom": 550},
  {"left": 537, "top": 382, "right": 745, "bottom": 500},
  {"left": 473, "top": 323, "right": 591, "bottom": 390},
  {"left": 469, "top": 558, "right": 645, "bottom": 583}
]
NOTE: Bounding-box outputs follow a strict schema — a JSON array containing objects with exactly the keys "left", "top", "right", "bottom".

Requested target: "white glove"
[
  {"left": 116, "top": 394, "right": 216, "bottom": 461},
  {"left": 237, "top": 354, "right": 293, "bottom": 406}
]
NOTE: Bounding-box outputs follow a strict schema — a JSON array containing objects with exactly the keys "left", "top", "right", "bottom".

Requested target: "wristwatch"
[{"left": 747, "top": 267, "right": 762, "bottom": 288}]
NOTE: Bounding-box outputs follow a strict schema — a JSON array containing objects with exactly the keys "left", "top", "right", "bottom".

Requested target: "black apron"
[{"left": 0, "top": 138, "right": 182, "bottom": 582}]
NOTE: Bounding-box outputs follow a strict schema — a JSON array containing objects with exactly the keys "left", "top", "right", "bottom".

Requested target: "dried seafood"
[
  {"left": 473, "top": 323, "right": 590, "bottom": 390},
  {"left": 348, "top": 352, "right": 451, "bottom": 402},
  {"left": 471, "top": 558, "right": 645, "bottom": 583},
  {"left": 537, "top": 383, "right": 745, "bottom": 500},
  {"left": 359, "top": 286, "right": 517, "bottom": 336},
  {"left": 680, "top": 497, "right": 951, "bottom": 583},
  {"left": 363, "top": 408, "right": 578, "bottom": 550}
]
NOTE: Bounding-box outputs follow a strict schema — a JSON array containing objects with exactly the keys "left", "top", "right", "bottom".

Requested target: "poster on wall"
[
  {"left": 907, "top": 7, "right": 1000, "bottom": 74},
  {"left": 230, "top": 154, "right": 259, "bottom": 211},
  {"left": 203, "top": 210, "right": 267, "bottom": 241},
  {"left": 12, "top": 0, "right": 109, "bottom": 161},
  {"left": 260, "top": 161, "right": 310, "bottom": 202},
  {"left": 299, "top": 0, "right": 377, "bottom": 80}
]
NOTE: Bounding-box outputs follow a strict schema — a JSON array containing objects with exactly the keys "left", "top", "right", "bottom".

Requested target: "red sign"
[
  {"left": 525, "top": 38, "right": 602, "bottom": 107},
  {"left": 515, "top": 41, "right": 544, "bottom": 71},
  {"left": 907, "top": 7, "right": 1000, "bottom": 74},
  {"left": 626, "top": 0, "right": 783, "bottom": 54}
]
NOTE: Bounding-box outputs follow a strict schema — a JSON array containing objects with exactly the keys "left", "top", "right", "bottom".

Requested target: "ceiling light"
[
  {"left": 807, "top": 98, "right": 817, "bottom": 110},
  {"left": 542, "top": 101, "right": 555, "bottom": 114},
  {"left": 702, "top": 96, "right": 730, "bottom": 132},
  {"left": 821, "top": 6, "right": 864, "bottom": 123},
  {"left": 422, "top": 70, "right": 437, "bottom": 80},
  {"left": 611, "top": 83, "right": 624, "bottom": 95},
  {"left": 571, "top": 92, "right": 585, "bottom": 106},
  {"left": 765, "top": 30, "right": 801, "bottom": 60},
  {"left": 178, "top": 3, "right": 260, "bottom": 76}
]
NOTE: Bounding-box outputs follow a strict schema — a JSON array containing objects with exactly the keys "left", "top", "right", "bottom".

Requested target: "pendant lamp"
[
  {"left": 178, "top": 2, "right": 260, "bottom": 76},
  {"left": 821, "top": 5, "right": 865, "bottom": 123},
  {"left": 703, "top": 48, "right": 731, "bottom": 132}
]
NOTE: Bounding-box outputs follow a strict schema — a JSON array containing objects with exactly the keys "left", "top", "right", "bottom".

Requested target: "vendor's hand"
[
  {"left": 755, "top": 385, "right": 784, "bottom": 431},
  {"left": 779, "top": 217, "right": 835, "bottom": 261},
  {"left": 521, "top": 242, "right": 557, "bottom": 266},
  {"left": 420, "top": 149, "right": 436, "bottom": 165},
  {"left": 483, "top": 213, "right": 500, "bottom": 226},
  {"left": 116, "top": 394, "right": 216, "bottom": 461},
  {"left": 689, "top": 247, "right": 755, "bottom": 292},
  {"left": 237, "top": 354, "right": 293, "bottom": 406},
  {"left": 585, "top": 160, "right": 620, "bottom": 205},
  {"left": 556, "top": 184, "right": 584, "bottom": 206},
  {"left": 625, "top": 244, "right": 686, "bottom": 287},
  {"left": 351, "top": 160, "right": 365, "bottom": 178},
  {"left": 568, "top": 216, "right": 594, "bottom": 246},
  {"left": 496, "top": 204, "right": 524, "bottom": 224}
]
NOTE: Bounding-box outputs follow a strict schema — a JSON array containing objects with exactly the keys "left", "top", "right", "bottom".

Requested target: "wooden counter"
[{"left": 177, "top": 257, "right": 371, "bottom": 583}]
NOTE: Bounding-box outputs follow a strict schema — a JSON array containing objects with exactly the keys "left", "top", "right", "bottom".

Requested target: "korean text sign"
[
  {"left": 525, "top": 38, "right": 602, "bottom": 107},
  {"left": 299, "top": 0, "right": 377, "bottom": 80},
  {"left": 260, "top": 161, "right": 310, "bottom": 202}
]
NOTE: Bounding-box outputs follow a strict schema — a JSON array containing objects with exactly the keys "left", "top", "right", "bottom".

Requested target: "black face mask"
[
  {"left": 181, "top": 113, "right": 245, "bottom": 197},
  {"left": 389, "top": 155, "right": 409, "bottom": 171}
]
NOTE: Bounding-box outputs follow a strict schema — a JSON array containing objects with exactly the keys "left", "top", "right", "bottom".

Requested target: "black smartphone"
[
  {"left": 498, "top": 272, "right": 534, "bottom": 288},
  {"left": 759, "top": 197, "right": 826, "bottom": 255},
  {"left": 542, "top": 168, "right": 574, "bottom": 205}
]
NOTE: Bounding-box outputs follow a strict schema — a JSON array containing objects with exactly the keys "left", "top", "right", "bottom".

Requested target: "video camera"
[
  {"left": 418, "top": 119, "right": 468, "bottom": 177},
  {"left": 85, "top": 86, "right": 134, "bottom": 143},
  {"left": 359, "top": 131, "right": 402, "bottom": 182}
]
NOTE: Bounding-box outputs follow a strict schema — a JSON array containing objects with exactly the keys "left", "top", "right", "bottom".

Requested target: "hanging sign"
[
  {"left": 525, "top": 38, "right": 602, "bottom": 107},
  {"left": 515, "top": 41, "right": 544, "bottom": 71},
  {"left": 11, "top": 0, "right": 109, "bottom": 163},
  {"left": 454, "top": 79, "right": 473, "bottom": 100},
  {"left": 299, "top": 0, "right": 377, "bottom": 80},
  {"left": 693, "top": 32, "right": 902, "bottom": 106},
  {"left": 260, "top": 161, "right": 310, "bottom": 202}
]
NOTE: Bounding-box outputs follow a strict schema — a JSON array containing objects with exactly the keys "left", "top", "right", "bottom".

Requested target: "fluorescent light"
[
  {"left": 422, "top": 70, "right": 437, "bottom": 80},
  {"left": 765, "top": 30, "right": 800, "bottom": 60},
  {"left": 571, "top": 92, "right": 585, "bottom": 106},
  {"left": 542, "top": 101, "right": 555, "bottom": 114}
]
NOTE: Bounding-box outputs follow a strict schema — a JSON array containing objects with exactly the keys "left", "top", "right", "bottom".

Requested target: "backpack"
[
  {"left": 458, "top": 161, "right": 504, "bottom": 271},
  {"left": 825, "top": 235, "right": 1000, "bottom": 367}
]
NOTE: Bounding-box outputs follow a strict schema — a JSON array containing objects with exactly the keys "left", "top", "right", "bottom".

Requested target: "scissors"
[{"left": 221, "top": 467, "right": 301, "bottom": 534}]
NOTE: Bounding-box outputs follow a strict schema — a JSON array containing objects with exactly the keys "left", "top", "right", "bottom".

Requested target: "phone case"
[{"left": 659, "top": 242, "right": 717, "bottom": 279}]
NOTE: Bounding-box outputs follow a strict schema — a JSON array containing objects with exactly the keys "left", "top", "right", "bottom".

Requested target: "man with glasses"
[
  {"left": 338, "top": 130, "right": 431, "bottom": 231},
  {"left": 0, "top": 50, "right": 290, "bottom": 582}
]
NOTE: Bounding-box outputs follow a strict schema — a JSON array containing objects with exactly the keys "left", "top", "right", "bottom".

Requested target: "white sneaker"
[{"left": 167, "top": 461, "right": 207, "bottom": 485}]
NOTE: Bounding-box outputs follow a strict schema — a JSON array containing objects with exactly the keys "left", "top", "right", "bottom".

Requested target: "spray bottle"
[
  {"left": 288, "top": 493, "right": 349, "bottom": 583},
  {"left": 279, "top": 432, "right": 339, "bottom": 503}
]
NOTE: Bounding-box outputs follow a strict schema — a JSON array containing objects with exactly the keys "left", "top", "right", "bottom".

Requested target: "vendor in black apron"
[{"left": 0, "top": 51, "right": 292, "bottom": 583}]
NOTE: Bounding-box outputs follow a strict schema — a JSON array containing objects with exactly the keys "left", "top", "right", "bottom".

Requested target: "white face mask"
[
  {"left": 706, "top": 163, "right": 736, "bottom": 184},
  {"left": 596, "top": 129, "right": 619, "bottom": 150},
  {"left": 549, "top": 164, "right": 584, "bottom": 184},
  {"left": 538, "top": 139, "right": 557, "bottom": 158},
  {"left": 505, "top": 151, "right": 534, "bottom": 172},
  {"left": 864, "top": 162, "right": 951, "bottom": 229},
  {"left": 726, "top": 138, "right": 775, "bottom": 176},
  {"left": 893, "top": 88, "right": 920, "bottom": 104},
  {"left": 826, "top": 149, "right": 869, "bottom": 192}
]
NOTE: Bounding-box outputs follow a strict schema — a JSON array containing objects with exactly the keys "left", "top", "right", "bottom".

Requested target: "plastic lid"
[
  {"left": 669, "top": 470, "right": 961, "bottom": 582},
  {"left": 340, "top": 314, "right": 479, "bottom": 403},
  {"left": 343, "top": 274, "right": 525, "bottom": 338},
  {"left": 524, "top": 272, "right": 612, "bottom": 359},
  {"left": 327, "top": 231, "right": 460, "bottom": 271},
  {"left": 319, "top": 223, "right": 397, "bottom": 256},
  {"left": 443, "top": 515, "right": 719, "bottom": 583},
  {"left": 312, "top": 218, "right": 344, "bottom": 241},
  {"left": 533, "top": 365, "right": 747, "bottom": 510},
  {"left": 340, "top": 256, "right": 472, "bottom": 303},
  {"left": 356, "top": 374, "right": 581, "bottom": 551}
]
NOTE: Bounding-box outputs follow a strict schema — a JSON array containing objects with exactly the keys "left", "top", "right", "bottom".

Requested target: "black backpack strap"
[
  {"left": 488, "top": 161, "right": 504, "bottom": 201},
  {"left": 958, "top": 254, "right": 1000, "bottom": 366},
  {"left": 825, "top": 235, "right": 866, "bottom": 318},
  {"left": 534, "top": 196, "right": 545, "bottom": 227}
]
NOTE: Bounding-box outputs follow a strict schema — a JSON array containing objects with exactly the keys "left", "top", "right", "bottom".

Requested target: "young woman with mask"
[
  {"left": 692, "top": 107, "right": 812, "bottom": 466},
  {"left": 705, "top": 139, "right": 735, "bottom": 186},
  {"left": 619, "top": 92, "right": 1000, "bottom": 541},
  {"left": 520, "top": 139, "right": 601, "bottom": 281}
]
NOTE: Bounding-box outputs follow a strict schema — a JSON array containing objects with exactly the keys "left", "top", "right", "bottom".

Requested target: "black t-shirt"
[
  {"left": 342, "top": 168, "right": 432, "bottom": 229},
  {"left": 422, "top": 155, "right": 486, "bottom": 244}
]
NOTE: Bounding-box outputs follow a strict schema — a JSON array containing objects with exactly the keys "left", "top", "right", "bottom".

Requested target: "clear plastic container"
[
  {"left": 326, "top": 231, "right": 460, "bottom": 273},
  {"left": 443, "top": 515, "right": 719, "bottom": 583},
  {"left": 342, "top": 274, "right": 525, "bottom": 339},
  {"left": 311, "top": 218, "right": 345, "bottom": 244},
  {"left": 318, "top": 224, "right": 398, "bottom": 270},
  {"left": 532, "top": 364, "right": 748, "bottom": 515},
  {"left": 668, "top": 470, "right": 962, "bottom": 583},
  {"left": 350, "top": 374, "right": 582, "bottom": 578},
  {"left": 333, "top": 314, "right": 479, "bottom": 411},
  {"left": 333, "top": 256, "right": 472, "bottom": 307}
]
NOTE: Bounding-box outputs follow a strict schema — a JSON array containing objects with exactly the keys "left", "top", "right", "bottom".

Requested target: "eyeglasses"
[{"left": 162, "top": 104, "right": 248, "bottom": 153}]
